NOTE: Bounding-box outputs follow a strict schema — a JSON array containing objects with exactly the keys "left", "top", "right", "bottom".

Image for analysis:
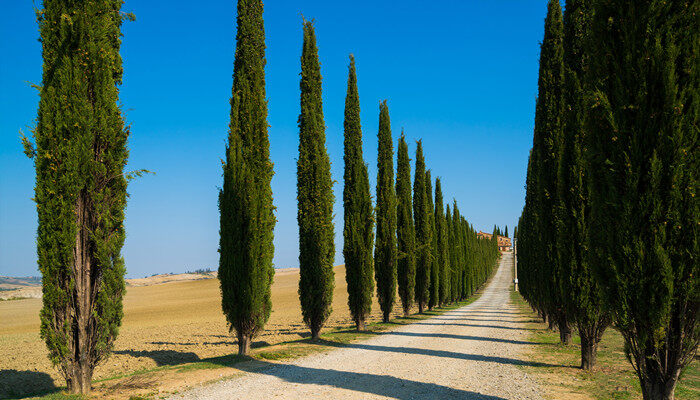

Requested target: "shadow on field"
[
  {"left": 114, "top": 349, "right": 201, "bottom": 366},
  {"left": 145, "top": 339, "right": 270, "bottom": 349},
  {"left": 0, "top": 369, "right": 58, "bottom": 400},
  {"left": 230, "top": 361, "right": 509, "bottom": 400}
]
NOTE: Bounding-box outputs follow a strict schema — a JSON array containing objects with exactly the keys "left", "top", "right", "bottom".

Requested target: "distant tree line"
[
  {"left": 291, "top": 21, "right": 502, "bottom": 336},
  {"left": 517, "top": 1, "right": 697, "bottom": 400}
]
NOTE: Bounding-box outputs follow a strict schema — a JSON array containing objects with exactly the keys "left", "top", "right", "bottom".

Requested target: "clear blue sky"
[{"left": 1, "top": 1, "right": 551, "bottom": 278}]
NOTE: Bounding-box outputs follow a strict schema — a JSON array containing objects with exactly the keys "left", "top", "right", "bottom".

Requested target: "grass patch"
[
  {"left": 0, "top": 296, "right": 33, "bottom": 301},
  {"left": 29, "top": 394, "right": 84, "bottom": 400},
  {"left": 511, "top": 290, "right": 699, "bottom": 400}
]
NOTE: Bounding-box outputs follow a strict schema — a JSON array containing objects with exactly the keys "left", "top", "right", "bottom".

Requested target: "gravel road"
[{"left": 172, "top": 253, "right": 542, "bottom": 399}]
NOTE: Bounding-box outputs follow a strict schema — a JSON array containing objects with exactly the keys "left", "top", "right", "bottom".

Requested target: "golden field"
[{"left": 0, "top": 266, "right": 407, "bottom": 398}]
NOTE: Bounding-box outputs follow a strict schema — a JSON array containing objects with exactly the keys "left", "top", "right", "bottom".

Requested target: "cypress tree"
[
  {"left": 342, "top": 55, "right": 375, "bottom": 331},
  {"left": 396, "top": 131, "right": 416, "bottom": 316},
  {"left": 586, "top": 1, "right": 698, "bottom": 397},
  {"left": 504, "top": 226, "right": 508, "bottom": 238},
  {"left": 452, "top": 202, "right": 464, "bottom": 302},
  {"left": 24, "top": 1, "right": 132, "bottom": 393},
  {"left": 520, "top": 0, "right": 570, "bottom": 343},
  {"left": 461, "top": 218, "right": 473, "bottom": 299},
  {"left": 374, "top": 100, "right": 397, "bottom": 323},
  {"left": 425, "top": 170, "right": 439, "bottom": 310},
  {"left": 543, "top": 0, "right": 571, "bottom": 345},
  {"left": 219, "top": 0, "right": 276, "bottom": 355},
  {"left": 435, "top": 178, "right": 450, "bottom": 306},
  {"left": 413, "top": 140, "right": 431, "bottom": 313},
  {"left": 296, "top": 20, "right": 335, "bottom": 340},
  {"left": 445, "top": 204, "right": 455, "bottom": 303},
  {"left": 557, "top": 0, "right": 610, "bottom": 370}
]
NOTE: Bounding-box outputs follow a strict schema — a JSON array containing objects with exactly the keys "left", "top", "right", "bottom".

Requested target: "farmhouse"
[{"left": 477, "top": 231, "right": 512, "bottom": 252}]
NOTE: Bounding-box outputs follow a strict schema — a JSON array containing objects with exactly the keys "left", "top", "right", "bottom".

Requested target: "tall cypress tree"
[
  {"left": 413, "top": 140, "right": 431, "bottom": 313},
  {"left": 452, "top": 202, "right": 464, "bottom": 301},
  {"left": 24, "top": 1, "right": 131, "bottom": 393},
  {"left": 425, "top": 170, "right": 439, "bottom": 310},
  {"left": 445, "top": 204, "right": 454, "bottom": 303},
  {"left": 374, "top": 100, "right": 397, "bottom": 323},
  {"left": 219, "top": 0, "right": 276, "bottom": 355},
  {"left": 520, "top": 0, "right": 570, "bottom": 343},
  {"left": 342, "top": 55, "right": 375, "bottom": 331},
  {"left": 435, "top": 178, "right": 450, "bottom": 306},
  {"left": 504, "top": 226, "right": 508, "bottom": 238},
  {"left": 586, "top": 1, "right": 698, "bottom": 397},
  {"left": 542, "top": 0, "right": 570, "bottom": 344},
  {"left": 396, "top": 131, "right": 416, "bottom": 316},
  {"left": 296, "top": 20, "right": 335, "bottom": 340},
  {"left": 557, "top": 0, "right": 610, "bottom": 370}
]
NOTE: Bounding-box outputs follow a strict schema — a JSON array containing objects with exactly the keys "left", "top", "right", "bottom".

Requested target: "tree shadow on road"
[
  {"left": 381, "top": 331, "right": 542, "bottom": 345},
  {"left": 444, "top": 310, "right": 525, "bottom": 315},
  {"left": 417, "top": 322, "right": 539, "bottom": 331},
  {"left": 430, "top": 317, "right": 536, "bottom": 323},
  {"left": 308, "top": 339, "right": 563, "bottom": 368},
  {"left": 232, "top": 361, "right": 509, "bottom": 400}
]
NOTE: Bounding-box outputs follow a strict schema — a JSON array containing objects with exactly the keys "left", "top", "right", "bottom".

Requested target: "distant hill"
[
  {"left": 0, "top": 269, "right": 303, "bottom": 300},
  {"left": 0, "top": 276, "right": 41, "bottom": 290}
]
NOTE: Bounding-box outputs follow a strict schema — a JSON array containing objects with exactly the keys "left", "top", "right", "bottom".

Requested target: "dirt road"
[{"left": 173, "top": 253, "right": 542, "bottom": 399}]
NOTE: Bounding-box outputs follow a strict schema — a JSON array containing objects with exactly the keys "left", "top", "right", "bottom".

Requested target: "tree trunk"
[
  {"left": 237, "top": 332, "right": 251, "bottom": 355},
  {"left": 637, "top": 347, "right": 681, "bottom": 400},
  {"left": 558, "top": 315, "right": 571, "bottom": 345},
  {"left": 418, "top": 302, "right": 424, "bottom": 314},
  {"left": 67, "top": 366, "right": 92, "bottom": 394},
  {"left": 403, "top": 309, "right": 410, "bottom": 318},
  {"left": 580, "top": 333, "right": 598, "bottom": 370},
  {"left": 578, "top": 320, "right": 608, "bottom": 370},
  {"left": 640, "top": 376, "right": 678, "bottom": 400},
  {"left": 382, "top": 312, "right": 390, "bottom": 323},
  {"left": 310, "top": 327, "right": 320, "bottom": 340},
  {"left": 356, "top": 318, "right": 365, "bottom": 331},
  {"left": 66, "top": 194, "right": 94, "bottom": 395}
]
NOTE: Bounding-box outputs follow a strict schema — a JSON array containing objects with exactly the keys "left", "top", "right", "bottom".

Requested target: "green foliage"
[
  {"left": 434, "top": 178, "right": 450, "bottom": 306},
  {"left": 425, "top": 170, "right": 439, "bottom": 310},
  {"left": 342, "top": 55, "right": 375, "bottom": 330},
  {"left": 517, "top": 0, "right": 566, "bottom": 337},
  {"left": 413, "top": 141, "right": 432, "bottom": 312},
  {"left": 585, "top": 0, "right": 699, "bottom": 396},
  {"left": 555, "top": 0, "right": 610, "bottom": 370},
  {"left": 296, "top": 20, "right": 335, "bottom": 339},
  {"left": 445, "top": 204, "right": 455, "bottom": 302},
  {"left": 29, "top": 0, "right": 130, "bottom": 391},
  {"left": 396, "top": 132, "right": 416, "bottom": 315},
  {"left": 451, "top": 203, "right": 463, "bottom": 301},
  {"left": 374, "top": 100, "right": 397, "bottom": 323},
  {"left": 219, "top": 0, "right": 276, "bottom": 353}
]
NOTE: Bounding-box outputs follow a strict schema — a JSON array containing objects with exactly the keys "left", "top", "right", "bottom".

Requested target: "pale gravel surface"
[{"left": 171, "top": 253, "right": 542, "bottom": 399}]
